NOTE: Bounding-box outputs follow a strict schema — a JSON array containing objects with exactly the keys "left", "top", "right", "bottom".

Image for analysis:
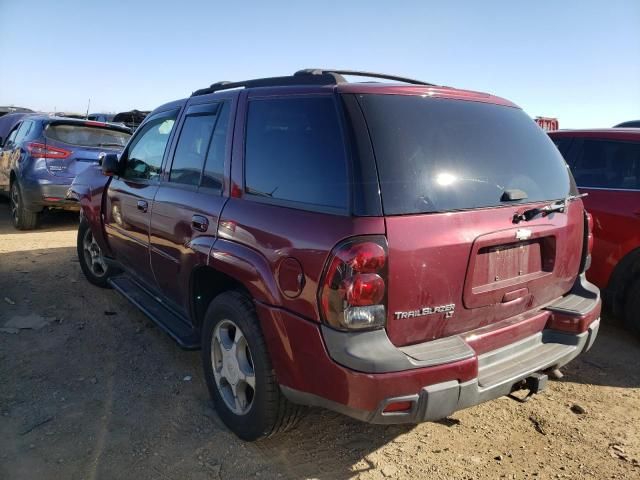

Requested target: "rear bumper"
[
  {"left": 21, "top": 178, "right": 79, "bottom": 211},
  {"left": 283, "top": 320, "right": 599, "bottom": 424},
  {"left": 259, "top": 274, "right": 601, "bottom": 424}
]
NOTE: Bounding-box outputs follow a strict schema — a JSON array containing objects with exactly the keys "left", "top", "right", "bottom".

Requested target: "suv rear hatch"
[
  {"left": 41, "top": 121, "right": 130, "bottom": 178},
  {"left": 355, "top": 94, "right": 583, "bottom": 347}
]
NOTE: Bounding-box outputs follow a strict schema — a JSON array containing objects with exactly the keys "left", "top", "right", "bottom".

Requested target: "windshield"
[
  {"left": 357, "top": 95, "right": 572, "bottom": 215},
  {"left": 45, "top": 124, "right": 130, "bottom": 148}
]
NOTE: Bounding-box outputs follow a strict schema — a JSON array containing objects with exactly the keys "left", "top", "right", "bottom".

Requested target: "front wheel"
[
  {"left": 10, "top": 182, "right": 39, "bottom": 230},
  {"left": 623, "top": 277, "right": 640, "bottom": 336},
  {"left": 77, "top": 219, "right": 114, "bottom": 288},
  {"left": 202, "top": 291, "right": 304, "bottom": 440}
]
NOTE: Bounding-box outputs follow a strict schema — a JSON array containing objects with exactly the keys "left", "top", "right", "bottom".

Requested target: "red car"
[
  {"left": 70, "top": 69, "right": 601, "bottom": 440},
  {"left": 549, "top": 129, "right": 640, "bottom": 333}
]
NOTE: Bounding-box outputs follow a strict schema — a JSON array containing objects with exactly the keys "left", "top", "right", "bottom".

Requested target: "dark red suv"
[
  {"left": 549, "top": 129, "right": 640, "bottom": 334},
  {"left": 71, "top": 69, "right": 601, "bottom": 440}
]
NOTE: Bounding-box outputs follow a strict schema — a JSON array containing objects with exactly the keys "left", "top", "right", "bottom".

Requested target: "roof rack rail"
[
  {"left": 191, "top": 68, "right": 436, "bottom": 96},
  {"left": 191, "top": 72, "right": 342, "bottom": 96},
  {"left": 295, "top": 69, "right": 437, "bottom": 86}
]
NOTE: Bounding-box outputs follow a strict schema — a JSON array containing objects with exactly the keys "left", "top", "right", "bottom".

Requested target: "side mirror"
[{"left": 100, "top": 153, "right": 120, "bottom": 176}]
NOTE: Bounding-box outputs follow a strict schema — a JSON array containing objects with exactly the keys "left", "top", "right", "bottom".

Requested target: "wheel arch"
[
  {"left": 606, "top": 247, "right": 640, "bottom": 315},
  {"left": 191, "top": 240, "right": 282, "bottom": 330}
]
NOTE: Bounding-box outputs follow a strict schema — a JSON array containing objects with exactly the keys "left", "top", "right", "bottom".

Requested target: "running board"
[{"left": 108, "top": 275, "right": 200, "bottom": 350}]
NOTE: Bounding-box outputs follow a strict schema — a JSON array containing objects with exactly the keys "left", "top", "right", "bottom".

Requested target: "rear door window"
[
  {"left": 45, "top": 124, "right": 130, "bottom": 148},
  {"left": 244, "top": 96, "right": 348, "bottom": 212},
  {"left": 168, "top": 102, "right": 230, "bottom": 191},
  {"left": 169, "top": 108, "right": 218, "bottom": 187},
  {"left": 570, "top": 139, "right": 639, "bottom": 190},
  {"left": 357, "top": 95, "right": 572, "bottom": 215}
]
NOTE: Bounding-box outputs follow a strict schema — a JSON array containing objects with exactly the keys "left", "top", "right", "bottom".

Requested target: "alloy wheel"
[
  {"left": 82, "top": 228, "right": 108, "bottom": 277},
  {"left": 211, "top": 319, "right": 256, "bottom": 415},
  {"left": 10, "top": 184, "right": 19, "bottom": 225}
]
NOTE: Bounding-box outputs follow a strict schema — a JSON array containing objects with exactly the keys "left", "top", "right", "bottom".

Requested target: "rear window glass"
[
  {"left": 358, "top": 95, "right": 572, "bottom": 215},
  {"left": 45, "top": 124, "right": 130, "bottom": 148},
  {"left": 570, "top": 139, "right": 639, "bottom": 190},
  {"left": 244, "top": 96, "right": 348, "bottom": 211}
]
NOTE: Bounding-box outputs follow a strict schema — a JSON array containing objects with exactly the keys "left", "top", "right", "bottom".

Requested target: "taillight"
[
  {"left": 580, "top": 211, "right": 594, "bottom": 272},
  {"left": 27, "top": 142, "right": 71, "bottom": 159},
  {"left": 319, "top": 236, "right": 388, "bottom": 331}
]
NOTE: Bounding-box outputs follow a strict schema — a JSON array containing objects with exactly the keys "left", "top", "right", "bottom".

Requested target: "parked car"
[
  {"left": 71, "top": 69, "right": 601, "bottom": 441},
  {"left": 112, "top": 109, "right": 149, "bottom": 130},
  {"left": 534, "top": 116, "right": 559, "bottom": 131},
  {"left": 0, "top": 107, "right": 34, "bottom": 117},
  {"left": 51, "top": 112, "right": 85, "bottom": 119},
  {"left": 549, "top": 129, "right": 640, "bottom": 333},
  {"left": 87, "top": 113, "right": 116, "bottom": 123},
  {"left": 614, "top": 120, "right": 640, "bottom": 128},
  {"left": 0, "top": 116, "right": 131, "bottom": 229},
  {"left": 0, "top": 106, "right": 34, "bottom": 118},
  {"left": 0, "top": 112, "right": 33, "bottom": 147}
]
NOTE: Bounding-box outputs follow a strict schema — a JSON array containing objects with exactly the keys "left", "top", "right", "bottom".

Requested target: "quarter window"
[
  {"left": 123, "top": 111, "right": 178, "bottom": 181},
  {"left": 570, "top": 140, "right": 639, "bottom": 190},
  {"left": 244, "top": 97, "right": 348, "bottom": 211}
]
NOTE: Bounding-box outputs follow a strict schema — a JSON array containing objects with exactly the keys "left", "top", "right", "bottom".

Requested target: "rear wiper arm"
[{"left": 513, "top": 193, "right": 588, "bottom": 224}]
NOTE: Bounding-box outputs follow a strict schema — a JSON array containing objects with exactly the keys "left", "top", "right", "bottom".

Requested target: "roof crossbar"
[{"left": 191, "top": 68, "right": 436, "bottom": 96}]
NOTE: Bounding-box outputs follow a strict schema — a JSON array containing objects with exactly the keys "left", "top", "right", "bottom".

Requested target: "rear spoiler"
[{"left": 47, "top": 119, "right": 131, "bottom": 134}]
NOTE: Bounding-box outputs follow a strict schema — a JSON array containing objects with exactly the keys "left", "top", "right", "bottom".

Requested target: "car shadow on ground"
[
  {"left": 0, "top": 245, "right": 418, "bottom": 480},
  {"left": 0, "top": 196, "right": 78, "bottom": 235},
  {"left": 559, "top": 319, "right": 640, "bottom": 389}
]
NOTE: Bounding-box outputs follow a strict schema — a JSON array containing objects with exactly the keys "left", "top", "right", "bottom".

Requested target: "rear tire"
[
  {"left": 623, "top": 277, "right": 640, "bottom": 335},
  {"left": 77, "top": 219, "right": 114, "bottom": 288},
  {"left": 201, "top": 291, "right": 304, "bottom": 441},
  {"left": 10, "top": 182, "right": 38, "bottom": 230}
]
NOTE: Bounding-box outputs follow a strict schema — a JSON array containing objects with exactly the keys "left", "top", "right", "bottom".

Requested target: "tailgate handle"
[{"left": 502, "top": 288, "right": 529, "bottom": 303}]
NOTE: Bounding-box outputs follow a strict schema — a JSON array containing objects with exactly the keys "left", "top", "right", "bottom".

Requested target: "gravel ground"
[{"left": 1, "top": 199, "right": 639, "bottom": 480}]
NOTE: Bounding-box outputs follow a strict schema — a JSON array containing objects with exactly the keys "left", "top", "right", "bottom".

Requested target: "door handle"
[
  {"left": 137, "top": 200, "right": 148, "bottom": 212},
  {"left": 192, "top": 215, "right": 209, "bottom": 232}
]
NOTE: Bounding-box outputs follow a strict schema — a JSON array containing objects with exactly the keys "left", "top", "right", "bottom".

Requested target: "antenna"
[{"left": 85, "top": 99, "right": 91, "bottom": 119}]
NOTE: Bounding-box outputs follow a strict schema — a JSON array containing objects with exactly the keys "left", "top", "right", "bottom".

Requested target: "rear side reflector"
[
  {"left": 27, "top": 142, "right": 71, "bottom": 159},
  {"left": 383, "top": 401, "right": 413, "bottom": 413}
]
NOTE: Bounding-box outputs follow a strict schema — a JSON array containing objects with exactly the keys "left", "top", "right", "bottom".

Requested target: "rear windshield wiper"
[{"left": 513, "top": 193, "right": 588, "bottom": 224}]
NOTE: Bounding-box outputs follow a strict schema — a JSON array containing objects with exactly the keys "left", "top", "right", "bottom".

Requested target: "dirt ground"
[{"left": 1, "top": 199, "right": 639, "bottom": 480}]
